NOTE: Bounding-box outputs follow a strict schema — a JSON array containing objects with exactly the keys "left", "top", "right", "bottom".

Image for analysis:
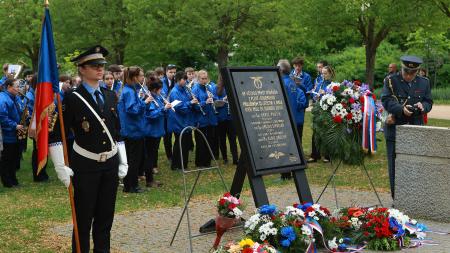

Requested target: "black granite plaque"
[{"left": 231, "top": 71, "right": 302, "bottom": 174}]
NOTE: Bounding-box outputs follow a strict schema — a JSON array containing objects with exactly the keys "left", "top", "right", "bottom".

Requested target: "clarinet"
[
  {"left": 185, "top": 82, "right": 206, "bottom": 116},
  {"left": 206, "top": 83, "right": 219, "bottom": 115},
  {"left": 139, "top": 78, "right": 159, "bottom": 107}
]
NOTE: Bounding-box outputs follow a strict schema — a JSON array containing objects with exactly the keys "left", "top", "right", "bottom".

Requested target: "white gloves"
[
  {"left": 117, "top": 142, "right": 128, "bottom": 179},
  {"left": 49, "top": 143, "right": 74, "bottom": 188}
]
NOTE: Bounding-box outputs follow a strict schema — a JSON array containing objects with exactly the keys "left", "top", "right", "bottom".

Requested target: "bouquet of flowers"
[
  {"left": 329, "top": 207, "right": 427, "bottom": 251},
  {"left": 217, "top": 192, "right": 244, "bottom": 219},
  {"left": 311, "top": 81, "right": 383, "bottom": 165},
  {"left": 213, "top": 238, "right": 278, "bottom": 253},
  {"left": 214, "top": 192, "right": 244, "bottom": 249},
  {"left": 244, "top": 203, "right": 332, "bottom": 252}
]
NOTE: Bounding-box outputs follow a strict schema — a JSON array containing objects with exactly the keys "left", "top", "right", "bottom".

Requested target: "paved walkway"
[
  {"left": 51, "top": 184, "right": 450, "bottom": 253},
  {"left": 428, "top": 105, "right": 450, "bottom": 120}
]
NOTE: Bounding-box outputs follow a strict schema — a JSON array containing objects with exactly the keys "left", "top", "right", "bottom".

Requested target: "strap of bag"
[{"left": 73, "top": 92, "right": 115, "bottom": 149}]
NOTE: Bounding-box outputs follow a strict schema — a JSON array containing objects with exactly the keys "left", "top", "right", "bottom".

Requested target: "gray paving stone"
[{"left": 51, "top": 184, "right": 450, "bottom": 253}]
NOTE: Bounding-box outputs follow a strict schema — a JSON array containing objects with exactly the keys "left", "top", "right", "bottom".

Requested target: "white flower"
[
  {"left": 339, "top": 238, "right": 344, "bottom": 244},
  {"left": 321, "top": 104, "right": 329, "bottom": 111},
  {"left": 376, "top": 121, "right": 382, "bottom": 131},
  {"left": 232, "top": 207, "right": 243, "bottom": 218},
  {"left": 244, "top": 213, "right": 261, "bottom": 231},
  {"left": 285, "top": 206, "right": 305, "bottom": 218},
  {"left": 301, "top": 225, "right": 312, "bottom": 236},
  {"left": 328, "top": 237, "right": 338, "bottom": 250}
]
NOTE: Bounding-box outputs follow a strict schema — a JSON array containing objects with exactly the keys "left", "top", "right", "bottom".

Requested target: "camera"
[{"left": 406, "top": 104, "right": 421, "bottom": 116}]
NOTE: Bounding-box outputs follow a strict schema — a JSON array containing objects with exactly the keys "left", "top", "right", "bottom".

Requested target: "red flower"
[
  {"left": 293, "top": 203, "right": 299, "bottom": 208},
  {"left": 306, "top": 207, "right": 315, "bottom": 213},
  {"left": 228, "top": 203, "right": 237, "bottom": 210},
  {"left": 333, "top": 115, "right": 342, "bottom": 123},
  {"left": 363, "top": 231, "right": 369, "bottom": 237},
  {"left": 224, "top": 192, "right": 231, "bottom": 197},
  {"left": 349, "top": 97, "right": 355, "bottom": 104},
  {"left": 346, "top": 113, "right": 353, "bottom": 120},
  {"left": 354, "top": 80, "right": 361, "bottom": 86},
  {"left": 341, "top": 102, "right": 347, "bottom": 108},
  {"left": 372, "top": 94, "right": 376, "bottom": 100},
  {"left": 341, "top": 216, "right": 349, "bottom": 221},
  {"left": 243, "top": 248, "right": 253, "bottom": 253},
  {"left": 353, "top": 211, "right": 364, "bottom": 217},
  {"left": 219, "top": 198, "right": 226, "bottom": 206},
  {"left": 333, "top": 86, "right": 340, "bottom": 92}
]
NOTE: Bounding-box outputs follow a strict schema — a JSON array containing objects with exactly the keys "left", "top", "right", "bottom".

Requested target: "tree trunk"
[
  {"left": 365, "top": 45, "right": 376, "bottom": 89},
  {"left": 217, "top": 46, "right": 229, "bottom": 70}
]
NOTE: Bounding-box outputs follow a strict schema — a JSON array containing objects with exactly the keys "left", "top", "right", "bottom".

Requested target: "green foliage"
[{"left": 58, "top": 50, "right": 80, "bottom": 76}]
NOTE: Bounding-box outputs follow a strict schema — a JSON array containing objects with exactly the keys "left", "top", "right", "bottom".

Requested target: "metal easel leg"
[
  {"left": 316, "top": 160, "right": 342, "bottom": 203},
  {"left": 361, "top": 163, "right": 383, "bottom": 206}
]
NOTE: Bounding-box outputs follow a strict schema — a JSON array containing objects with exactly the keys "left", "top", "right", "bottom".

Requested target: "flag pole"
[
  {"left": 44, "top": 1, "right": 81, "bottom": 252},
  {"left": 56, "top": 93, "right": 81, "bottom": 253}
]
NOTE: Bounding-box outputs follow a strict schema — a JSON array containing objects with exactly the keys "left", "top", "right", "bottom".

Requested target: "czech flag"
[{"left": 35, "top": 7, "right": 59, "bottom": 174}]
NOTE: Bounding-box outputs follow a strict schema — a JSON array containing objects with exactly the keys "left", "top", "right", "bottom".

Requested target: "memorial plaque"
[
  {"left": 230, "top": 70, "right": 303, "bottom": 175},
  {"left": 221, "top": 66, "right": 312, "bottom": 207}
]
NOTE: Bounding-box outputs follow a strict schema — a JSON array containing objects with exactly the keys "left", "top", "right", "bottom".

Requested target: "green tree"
[
  {"left": 0, "top": 0, "right": 44, "bottom": 70},
  {"left": 298, "top": 0, "right": 445, "bottom": 87}
]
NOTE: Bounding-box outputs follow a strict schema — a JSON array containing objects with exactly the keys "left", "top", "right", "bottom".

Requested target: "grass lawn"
[{"left": 0, "top": 113, "right": 449, "bottom": 252}]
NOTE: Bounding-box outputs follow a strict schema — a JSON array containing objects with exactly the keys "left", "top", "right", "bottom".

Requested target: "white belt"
[{"left": 73, "top": 141, "right": 117, "bottom": 162}]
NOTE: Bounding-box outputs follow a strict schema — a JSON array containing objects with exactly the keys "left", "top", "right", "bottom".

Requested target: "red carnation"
[
  {"left": 349, "top": 97, "right": 355, "bottom": 104},
  {"left": 228, "top": 203, "right": 236, "bottom": 210},
  {"left": 372, "top": 94, "right": 376, "bottom": 100},
  {"left": 341, "top": 215, "right": 349, "bottom": 221},
  {"left": 306, "top": 207, "right": 315, "bottom": 213},
  {"left": 333, "top": 115, "right": 343, "bottom": 123},
  {"left": 224, "top": 192, "right": 231, "bottom": 197},
  {"left": 341, "top": 102, "right": 347, "bottom": 108},
  {"left": 346, "top": 113, "right": 353, "bottom": 120},
  {"left": 332, "top": 86, "right": 339, "bottom": 92},
  {"left": 363, "top": 231, "right": 369, "bottom": 237},
  {"left": 243, "top": 248, "right": 253, "bottom": 253},
  {"left": 219, "top": 198, "right": 226, "bottom": 206}
]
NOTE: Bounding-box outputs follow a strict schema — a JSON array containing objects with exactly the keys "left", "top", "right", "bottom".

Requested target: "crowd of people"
[{"left": 0, "top": 52, "right": 340, "bottom": 191}]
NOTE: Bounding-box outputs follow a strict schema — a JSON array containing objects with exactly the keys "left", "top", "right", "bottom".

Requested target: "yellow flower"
[{"left": 239, "top": 238, "right": 254, "bottom": 248}]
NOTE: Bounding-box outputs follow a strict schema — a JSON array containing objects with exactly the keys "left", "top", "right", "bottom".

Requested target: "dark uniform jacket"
[
  {"left": 381, "top": 73, "right": 433, "bottom": 141},
  {"left": 49, "top": 84, "right": 120, "bottom": 172}
]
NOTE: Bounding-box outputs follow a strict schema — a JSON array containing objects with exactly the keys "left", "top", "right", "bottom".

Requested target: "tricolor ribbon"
[{"left": 362, "top": 92, "right": 377, "bottom": 153}]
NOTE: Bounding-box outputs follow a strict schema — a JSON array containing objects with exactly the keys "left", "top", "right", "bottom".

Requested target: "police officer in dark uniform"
[
  {"left": 49, "top": 45, "right": 128, "bottom": 253},
  {"left": 381, "top": 55, "right": 433, "bottom": 199}
]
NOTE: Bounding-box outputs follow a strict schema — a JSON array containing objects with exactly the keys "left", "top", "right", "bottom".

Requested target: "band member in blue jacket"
[
  {"left": 214, "top": 77, "right": 238, "bottom": 165},
  {"left": 0, "top": 79, "right": 23, "bottom": 188},
  {"left": 290, "top": 57, "right": 313, "bottom": 94},
  {"left": 168, "top": 71, "right": 197, "bottom": 170},
  {"left": 108, "top": 64, "right": 124, "bottom": 96},
  {"left": 161, "top": 64, "right": 177, "bottom": 165},
  {"left": 143, "top": 76, "right": 169, "bottom": 187},
  {"left": 192, "top": 70, "right": 218, "bottom": 167},
  {"left": 118, "top": 66, "right": 150, "bottom": 193}
]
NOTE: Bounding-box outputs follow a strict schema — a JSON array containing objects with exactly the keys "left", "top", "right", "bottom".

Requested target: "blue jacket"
[
  {"left": 118, "top": 83, "right": 145, "bottom": 139},
  {"left": 290, "top": 70, "right": 313, "bottom": 92},
  {"left": 168, "top": 84, "right": 195, "bottom": 134},
  {"left": 0, "top": 76, "right": 7, "bottom": 89},
  {"left": 282, "top": 74, "right": 308, "bottom": 125},
  {"left": 0, "top": 91, "right": 21, "bottom": 143},
  {"left": 192, "top": 83, "right": 218, "bottom": 127},
  {"left": 144, "top": 93, "right": 166, "bottom": 138},
  {"left": 161, "top": 76, "right": 174, "bottom": 98},
  {"left": 212, "top": 85, "right": 231, "bottom": 122},
  {"left": 25, "top": 88, "right": 35, "bottom": 116}
]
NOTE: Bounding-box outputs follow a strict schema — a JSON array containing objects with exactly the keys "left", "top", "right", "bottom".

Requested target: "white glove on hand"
[
  {"left": 117, "top": 142, "right": 128, "bottom": 179},
  {"left": 49, "top": 143, "right": 74, "bottom": 188}
]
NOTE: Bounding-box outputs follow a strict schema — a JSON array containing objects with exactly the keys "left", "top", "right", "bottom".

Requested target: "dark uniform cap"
[
  {"left": 71, "top": 45, "right": 109, "bottom": 66},
  {"left": 400, "top": 55, "right": 423, "bottom": 71}
]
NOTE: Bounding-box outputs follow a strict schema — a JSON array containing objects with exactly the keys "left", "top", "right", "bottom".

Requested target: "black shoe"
[
  {"left": 307, "top": 158, "right": 317, "bottom": 163},
  {"left": 123, "top": 187, "right": 145, "bottom": 193}
]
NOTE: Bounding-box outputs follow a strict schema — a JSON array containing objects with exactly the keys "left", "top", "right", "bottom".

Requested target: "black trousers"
[
  {"left": 195, "top": 126, "right": 215, "bottom": 167},
  {"left": 386, "top": 139, "right": 396, "bottom": 199},
  {"left": 216, "top": 120, "right": 238, "bottom": 162},
  {"left": 0, "top": 142, "right": 21, "bottom": 187},
  {"left": 124, "top": 138, "right": 145, "bottom": 191},
  {"left": 32, "top": 139, "right": 49, "bottom": 182},
  {"left": 72, "top": 166, "right": 119, "bottom": 253},
  {"left": 172, "top": 132, "right": 191, "bottom": 170},
  {"left": 163, "top": 117, "right": 173, "bottom": 160},
  {"left": 310, "top": 130, "right": 321, "bottom": 159},
  {"left": 144, "top": 137, "right": 160, "bottom": 183},
  {"left": 281, "top": 124, "right": 304, "bottom": 179}
]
